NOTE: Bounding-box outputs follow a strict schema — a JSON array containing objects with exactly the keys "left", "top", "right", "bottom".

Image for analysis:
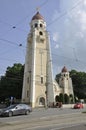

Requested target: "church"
[
  {"left": 22, "top": 11, "right": 74, "bottom": 108},
  {"left": 53, "top": 66, "right": 74, "bottom": 105}
]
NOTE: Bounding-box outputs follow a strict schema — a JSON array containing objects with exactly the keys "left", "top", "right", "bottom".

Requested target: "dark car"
[
  {"left": 0, "top": 104, "right": 32, "bottom": 117},
  {"left": 73, "top": 103, "right": 84, "bottom": 109}
]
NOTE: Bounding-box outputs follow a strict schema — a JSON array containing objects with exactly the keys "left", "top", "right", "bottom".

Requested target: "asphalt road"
[
  {"left": 57, "top": 124, "right": 86, "bottom": 130},
  {"left": 0, "top": 107, "right": 86, "bottom": 130}
]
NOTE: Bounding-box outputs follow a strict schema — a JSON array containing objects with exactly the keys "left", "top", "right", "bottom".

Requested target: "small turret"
[{"left": 62, "top": 66, "right": 68, "bottom": 73}]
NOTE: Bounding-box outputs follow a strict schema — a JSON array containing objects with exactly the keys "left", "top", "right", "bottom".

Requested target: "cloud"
[
  {"left": 52, "top": 10, "right": 59, "bottom": 21},
  {"left": 84, "top": 0, "right": 86, "bottom": 5},
  {"left": 63, "top": 0, "right": 86, "bottom": 43},
  {"left": 75, "top": 31, "right": 84, "bottom": 38},
  {"left": 55, "top": 44, "right": 59, "bottom": 49},
  {"left": 64, "top": 1, "right": 86, "bottom": 71},
  {"left": 51, "top": 0, "right": 86, "bottom": 74},
  {"left": 52, "top": 32, "right": 59, "bottom": 42},
  {"left": 79, "top": 10, "right": 86, "bottom": 31},
  {"left": 52, "top": 32, "right": 59, "bottom": 49},
  {"left": 69, "top": 1, "right": 86, "bottom": 32},
  {"left": 74, "top": 10, "right": 86, "bottom": 31}
]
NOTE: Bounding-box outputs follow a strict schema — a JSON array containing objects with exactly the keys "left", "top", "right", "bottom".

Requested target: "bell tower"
[
  {"left": 22, "top": 11, "right": 54, "bottom": 108},
  {"left": 59, "top": 66, "right": 74, "bottom": 96}
]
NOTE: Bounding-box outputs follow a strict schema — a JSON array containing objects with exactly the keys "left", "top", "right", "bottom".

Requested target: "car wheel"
[
  {"left": 8, "top": 111, "right": 13, "bottom": 117},
  {"left": 25, "top": 110, "right": 30, "bottom": 115}
]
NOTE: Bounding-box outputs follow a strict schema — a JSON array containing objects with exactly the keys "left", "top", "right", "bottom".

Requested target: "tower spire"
[{"left": 36, "top": 7, "right": 40, "bottom": 12}]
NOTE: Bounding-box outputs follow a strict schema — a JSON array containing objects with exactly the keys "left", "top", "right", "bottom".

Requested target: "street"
[{"left": 0, "top": 107, "right": 86, "bottom": 130}]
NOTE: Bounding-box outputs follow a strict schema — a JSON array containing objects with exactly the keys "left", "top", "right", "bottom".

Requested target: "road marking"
[
  {"left": 19, "top": 120, "right": 85, "bottom": 130},
  {"left": 50, "top": 123, "right": 82, "bottom": 130},
  {"left": 39, "top": 112, "right": 81, "bottom": 120}
]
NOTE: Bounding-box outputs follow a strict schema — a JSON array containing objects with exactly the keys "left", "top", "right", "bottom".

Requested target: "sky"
[{"left": 0, "top": 0, "right": 86, "bottom": 78}]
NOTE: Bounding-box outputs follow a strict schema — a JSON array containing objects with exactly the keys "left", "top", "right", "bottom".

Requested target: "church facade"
[
  {"left": 53, "top": 66, "right": 74, "bottom": 104},
  {"left": 22, "top": 12, "right": 74, "bottom": 108}
]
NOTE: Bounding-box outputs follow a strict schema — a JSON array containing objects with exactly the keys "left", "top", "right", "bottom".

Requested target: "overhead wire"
[
  {"left": 0, "top": 36, "right": 85, "bottom": 76},
  {"left": 0, "top": 20, "right": 28, "bottom": 36},
  {"left": 47, "top": 0, "right": 82, "bottom": 26},
  {"left": 0, "top": 56, "right": 86, "bottom": 81},
  {"left": 0, "top": 0, "right": 85, "bottom": 76},
  {"left": 0, "top": 0, "right": 49, "bottom": 36},
  {"left": 0, "top": 0, "right": 82, "bottom": 46},
  {"left": 0, "top": 38, "right": 19, "bottom": 46},
  {"left": 47, "top": 0, "right": 84, "bottom": 70},
  {"left": 0, "top": 35, "right": 86, "bottom": 73},
  {"left": 0, "top": 0, "right": 49, "bottom": 64},
  {"left": 0, "top": 0, "right": 82, "bottom": 39}
]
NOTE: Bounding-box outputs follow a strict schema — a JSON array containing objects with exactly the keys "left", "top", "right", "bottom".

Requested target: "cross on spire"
[{"left": 36, "top": 7, "right": 40, "bottom": 12}]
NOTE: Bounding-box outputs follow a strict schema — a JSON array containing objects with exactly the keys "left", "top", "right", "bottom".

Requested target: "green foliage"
[
  {"left": 55, "top": 73, "right": 61, "bottom": 83},
  {"left": 0, "top": 63, "right": 24, "bottom": 102},
  {"left": 70, "top": 70, "right": 86, "bottom": 99}
]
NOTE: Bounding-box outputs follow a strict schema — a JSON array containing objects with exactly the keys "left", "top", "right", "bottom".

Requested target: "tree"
[
  {"left": 70, "top": 70, "right": 86, "bottom": 99},
  {"left": 55, "top": 73, "right": 61, "bottom": 83},
  {"left": 0, "top": 63, "right": 24, "bottom": 102}
]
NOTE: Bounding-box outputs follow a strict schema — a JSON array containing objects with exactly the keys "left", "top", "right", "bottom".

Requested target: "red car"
[{"left": 74, "top": 103, "right": 84, "bottom": 109}]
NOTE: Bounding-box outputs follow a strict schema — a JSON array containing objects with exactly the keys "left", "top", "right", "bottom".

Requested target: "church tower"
[
  {"left": 59, "top": 66, "right": 74, "bottom": 97},
  {"left": 22, "top": 12, "right": 54, "bottom": 108}
]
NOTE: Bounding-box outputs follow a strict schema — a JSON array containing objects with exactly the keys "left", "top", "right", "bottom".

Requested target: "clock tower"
[{"left": 22, "top": 12, "right": 54, "bottom": 108}]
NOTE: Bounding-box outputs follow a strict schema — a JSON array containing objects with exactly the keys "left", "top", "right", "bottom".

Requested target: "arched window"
[
  {"left": 27, "top": 77, "right": 29, "bottom": 83},
  {"left": 41, "top": 77, "right": 43, "bottom": 84},
  {"left": 39, "top": 31, "right": 43, "bottom": 35},
  {"left": 39, "top": 97, "right": 45, "bottom": 105},
  {"left": 59, "top": 93, "right": 64, "bottom": 103},
  {"left": 55, "top": 95, "right": 60, "bottom": 102},
  {"left": 40, "top": 24, "right": 43, "bottom": 27},
  {"left": 35, "top": 23, "right": 38, "bottom": 28},
  {"left": 64, "top": 94, "right": 69, "bottom": 104},
  {"left": 69, "top": 94, "right": 74, "bottom": 103}
]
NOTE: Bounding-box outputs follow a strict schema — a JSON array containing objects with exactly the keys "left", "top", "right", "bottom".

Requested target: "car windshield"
[{"left": 6, "top": 104, "right": 17, "bottom": 109}]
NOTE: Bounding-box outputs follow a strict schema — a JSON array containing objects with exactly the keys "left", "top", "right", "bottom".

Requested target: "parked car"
[
  {"left": 0, "top": 103, "right": 32, "bottom": 117},
  {"left": 73, "top": 103, "right": 84, "bottom": 109}
]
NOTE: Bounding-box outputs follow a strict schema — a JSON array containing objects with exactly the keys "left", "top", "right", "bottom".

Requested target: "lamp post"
[
  {"left": 45, "top": 90, "right": 48, "bottom": 108},
  {"left": 29, "top": 70, "right": 31, "bottom": 104}
]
